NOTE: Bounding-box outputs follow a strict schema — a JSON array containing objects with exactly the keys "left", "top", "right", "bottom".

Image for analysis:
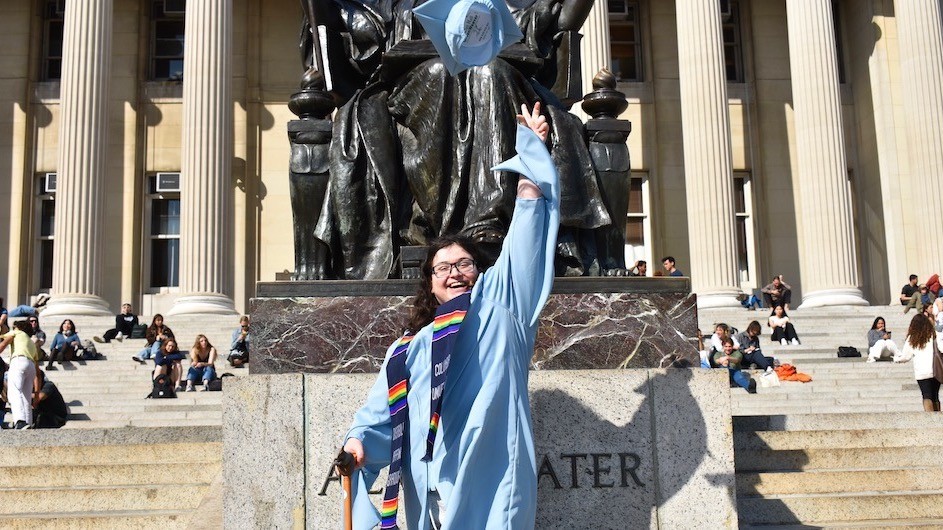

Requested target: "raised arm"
[{"left": 481, "top": 104, "right": 560, "bottom": 327}]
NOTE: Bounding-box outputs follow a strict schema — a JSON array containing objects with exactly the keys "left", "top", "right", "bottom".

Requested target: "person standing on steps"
[
  {"left": 0, "top": 321, "right": 41, "bottom": 429},
  {"left": 896, "top": 314, "right": 943, "bottom": 412}
]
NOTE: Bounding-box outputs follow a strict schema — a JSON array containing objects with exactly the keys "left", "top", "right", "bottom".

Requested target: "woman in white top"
[
  {"left": 897, "top": 314, "right": 942, "bottom": 411},
  {"left": 768, "top": 305, "right": 800, "bottom": 346}
]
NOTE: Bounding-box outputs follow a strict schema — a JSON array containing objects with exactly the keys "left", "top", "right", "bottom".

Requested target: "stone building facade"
[{"left": 0, "top": 0, "right": 940, "bottom": 314}]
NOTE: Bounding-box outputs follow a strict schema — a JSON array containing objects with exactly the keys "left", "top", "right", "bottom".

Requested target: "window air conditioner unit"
[
  {"left": 164, "top": 0, "right": 186, "bottom": 14},
  {"left": 43, "top": 173, "right": 57, "bottom": 194},
  {"left": 156, "top": 172, "right": 181, "bottom": 193}
]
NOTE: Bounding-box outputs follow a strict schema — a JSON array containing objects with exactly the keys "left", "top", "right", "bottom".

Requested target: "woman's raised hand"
[{"left": 518, "top": 102, "right": 549, "bottom": 142}]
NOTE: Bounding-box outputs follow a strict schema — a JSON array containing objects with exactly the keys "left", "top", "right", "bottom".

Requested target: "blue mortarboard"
[{"left": 413, "top": 0, "right": 524, "bottom": 76}]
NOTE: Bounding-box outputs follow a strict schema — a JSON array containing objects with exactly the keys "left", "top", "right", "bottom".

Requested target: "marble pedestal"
[
  {"left": 223, "top": 370, "right": 737, "bottom": 529},
  {"left": 250, "top": 277, "right": 698, "bottom": 372}
]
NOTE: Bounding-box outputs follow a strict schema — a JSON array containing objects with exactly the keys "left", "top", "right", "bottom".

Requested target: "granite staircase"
[
  {"left": 0, "top": 313, "right": 237, "bottom": 528},
  {"left": 700, "top": 305, "right": 942, "bottom": 528},
  {"left": 0, "top": 427, "right": 221, "bottom": 529}
]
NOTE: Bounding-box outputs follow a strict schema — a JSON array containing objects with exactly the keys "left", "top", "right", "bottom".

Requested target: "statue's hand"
[{"left": 517, "top": 102, "right": 549, "bottom": 142}]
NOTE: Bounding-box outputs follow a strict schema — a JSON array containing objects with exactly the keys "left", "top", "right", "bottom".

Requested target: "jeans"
[
  {"left": 138, "top": 340, "right": 161, "bottom": 360},
  {"left": 8, "top": 305, "right": 37, "bottom": 318},
  {"left": 726, "top": 367, "right": 752, "bottom": 390},
  {"left": 740, "top": 295, "right": 762, "bottom": 310},
  {"left": 187, "top": 365, "right": 217, "bottom": 383},
  {"left": 742, "top": 349, "right": 771, "bottom": 370}
]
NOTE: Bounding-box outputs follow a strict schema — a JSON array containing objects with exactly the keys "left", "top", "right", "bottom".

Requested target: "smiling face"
[
  {"left": 430, "top": 243, "right": 480, "bottom": 305},
  {"left": 722, "top": 342, "right": 734, "bottom": 355},
  {"left": 163, "top": 340, "right": 176, "bottom": 353}
]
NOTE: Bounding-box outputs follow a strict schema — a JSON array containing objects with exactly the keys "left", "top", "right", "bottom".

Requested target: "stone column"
[
  {"left": 44, "top": 0, "right": 113, "bottom": 317},
  {"left": 579, "top": 0, "right": 611, "bottom": 100},
  {"left": 675, "top": 0, "right": 741, "bottom": 308},
  {"left": 786, "top": 0, "right": 867, "bottom": 307},
  {"left": 895, "top": 0, "right": 943, "bottom": 278},
  {"left": 169, "top": 0, "right": 236, "bottom": 315}
]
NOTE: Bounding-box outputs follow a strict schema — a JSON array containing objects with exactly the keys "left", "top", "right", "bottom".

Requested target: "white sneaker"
[
  {"left": 115, "top": 332, "right": 124, "bottom": 342},
  {"left": 780, "top": 338, "right": 787, "bottom": 346},
  {"left": 791, "top": 338, "right": 799, "bottom": 346},
  {"left": 765, "top": 366, "right": 774, "bottom": 373},
  {"left": 866, "top": 357, "right": 877, "bottom": 363}
]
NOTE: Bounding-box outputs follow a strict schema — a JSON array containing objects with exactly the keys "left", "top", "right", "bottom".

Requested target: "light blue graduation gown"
[{"left": 345, "top": 124, "right": 560, "bottom": 530}]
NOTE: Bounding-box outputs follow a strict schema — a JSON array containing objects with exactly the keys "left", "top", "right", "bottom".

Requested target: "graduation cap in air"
[{"left": 412, "top": 0, "right": 525, "bottom": 76}]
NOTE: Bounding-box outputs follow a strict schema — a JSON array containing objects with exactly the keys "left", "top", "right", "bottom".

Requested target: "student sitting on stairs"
[
  {"left": 154, "top": 339, "right": 186, "bottom": 392},
  {"left": 186, "top": 334, "right": 217, "bottom": 392},
  {"left": 711, "top": 337, "right": 757, "bottom": 394}
]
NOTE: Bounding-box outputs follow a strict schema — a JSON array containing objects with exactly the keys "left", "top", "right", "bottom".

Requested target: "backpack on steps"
[
  {"left": 130, "top": 323, "right": 147, "bottom": 339},
  {"left": 837, "top": 346, "right": 862, "bottom": 358},
  {"left": 147, "top": 374, "right": 176, "bottom": 399}
]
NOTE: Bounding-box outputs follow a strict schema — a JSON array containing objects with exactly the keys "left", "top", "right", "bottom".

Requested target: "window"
[
  {"left": 831, "top": 0, "right": 846, "bottom": 84},
  {"left": 147, "top": 174, "right": 180, "bottom": 288},
  {"left": 151, "top": 0, "right": 186, "bottom": 81},
  {"left": 36, "top": 174, "right": 57, "bottom": 290},
  {"left": 722, "top": 1, "right": 744, "bottom": 82},
  {"left": 41, "top": 0, "right": 65, "bottom": 81},
  {"left": 608, "top": 1, "right": 642, "bottom": 82},
  {"left": 624, "top": 173, "right": 652, "bottom": 270},
  {"left": 733, "top": 172, "right": 756, "bottom": 286}
]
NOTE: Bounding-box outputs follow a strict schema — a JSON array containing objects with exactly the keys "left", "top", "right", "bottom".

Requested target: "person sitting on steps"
[
  {"left": 48, "top": 319, "right": 83, "bottom": 370},
  {"left": 761, "top": 275, "right": 792, "bottom": 313},
  {"left": 154, "top": 339, "right": 186, "bottom": 392},
  {"left": 228, "top": 316, "right": 250, "bottom": 368},
  {"left": 94, "top": 303, "right": 139, "bottom": 344},
  {"left": 904, "top": 284, "right": 936, "bottom": 315},
  {"left": 867, "top": 316, "right": 900, "bottom": 363},
  {"left": 711, "top": 337, "right": 757, "bottom": 394},
  {"left": 186, "top": 334, "right": 217, "bottom": 392},
  {"left": 734, "top": 320, "right": 774, "bottom": 372},
  {"left": 133, "top": 314, "right": 174, "bottom": 364},
  {"left": 769, "top": 305, "right": 800, "bottom": 346}
]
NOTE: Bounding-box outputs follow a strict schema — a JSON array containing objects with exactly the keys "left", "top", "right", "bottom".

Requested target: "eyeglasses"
[{"left": 432, "top": 258, "right": 476, "bottom": 278}]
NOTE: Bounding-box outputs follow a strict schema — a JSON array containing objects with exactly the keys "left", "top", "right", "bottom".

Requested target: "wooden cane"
[{"left": 335, "top": 448, "right": 355, "bottom": 530}]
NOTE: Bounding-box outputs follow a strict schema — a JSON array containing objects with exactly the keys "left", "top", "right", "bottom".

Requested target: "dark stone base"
[{"left": 250, "top": 278, "right": 698, "bottom": 373}]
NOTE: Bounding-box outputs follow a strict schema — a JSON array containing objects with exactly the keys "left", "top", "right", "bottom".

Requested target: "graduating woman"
[{"left": 341, "top": 104, "right": 558, "bottom": 529}]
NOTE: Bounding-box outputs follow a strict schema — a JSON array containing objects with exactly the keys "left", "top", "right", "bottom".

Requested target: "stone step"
[
  {"left": 0, "top": 509, "right": 193, "bottom": 529},
  {"left": 734, "top": 446, "right": 942, "bottom": 472},
  {"left": 0, "top": 463, "right": 221, "bottom": 488},
  {"left": 740, "top": 518, "right": 943, "bottom": 529},
  {"left": 733, "top": 413, "right": 943, "bottom": 431},
  {"left": 63, "top": 418, "right": 223, "bottom": 429},
  {"left": 737, "top": 467, "right": 943, "bottom": 496},
  {"left": 67, "top": 403, "right": 221, "bottom": 415},
  {"left": 0, "top": 443, "right": 221, "bottom": 466},
  {"left": 731, "top": 402, "right": 923, "bottom": 416},
  {"left": 66, "top": 410, "right": 222, "bottom": 423},
  {"left": 734, "top": 428, "right": 943, "bottom": 451},
  {"left": 739, "top": 490, "right": 943, "bottom": 525},
  {"left": 0, "top": 484, "right": 210, "bottom": 515}
]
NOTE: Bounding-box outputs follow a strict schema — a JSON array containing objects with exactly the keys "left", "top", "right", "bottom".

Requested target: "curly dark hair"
[
  {"left": 907, "top": 313, "right": 935, "bottom": 349},
  {"left": 404, "top": 235, "right": 488, "bottom": 333}
]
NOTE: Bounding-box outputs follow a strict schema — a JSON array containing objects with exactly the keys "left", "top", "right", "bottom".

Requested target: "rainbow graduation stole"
[{"left": 381, "top": 292, "right": 470, "bottom": 529}]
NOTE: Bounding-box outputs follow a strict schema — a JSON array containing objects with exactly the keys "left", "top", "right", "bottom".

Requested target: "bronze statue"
[{"left": 289, "top": 0, "right": 630, "bottom": 280}]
